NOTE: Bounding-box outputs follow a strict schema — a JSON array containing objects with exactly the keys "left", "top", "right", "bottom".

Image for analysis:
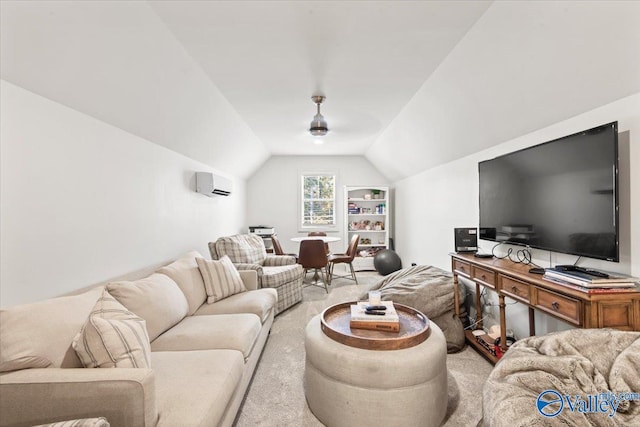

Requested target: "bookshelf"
[{"left": 344, "top": 186, "right": 389, "bottom": 271}]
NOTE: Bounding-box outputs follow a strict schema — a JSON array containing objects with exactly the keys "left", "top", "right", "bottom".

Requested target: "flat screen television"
[{"left": 479, "top": 122, "right": 619, "bottom": 262}]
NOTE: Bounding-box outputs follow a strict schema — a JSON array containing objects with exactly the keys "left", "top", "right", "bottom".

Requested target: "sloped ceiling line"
[{"left": 2, "top": 1, "right": 639, "bottom": 182}]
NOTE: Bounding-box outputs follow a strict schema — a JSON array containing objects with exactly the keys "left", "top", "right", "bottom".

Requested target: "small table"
[
  {"left": 320, "top": 301, "right": 430, "bottom": 350},
  {"left": 290, "top": 236, "right": 341, "bottom": 243},
  {"left": 304, "top": 303, "right": 448, "bottom": 427}
]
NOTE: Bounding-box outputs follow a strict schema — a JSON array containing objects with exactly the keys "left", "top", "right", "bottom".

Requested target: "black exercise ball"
[{"left": 374, "top": 249, "right": 402, "bottom": 276}]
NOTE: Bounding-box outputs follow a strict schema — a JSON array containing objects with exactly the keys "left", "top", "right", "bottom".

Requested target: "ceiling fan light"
[
  {"left": 309, "top": 113, "right": 328, "bottom": 136},
  {"left": 309, "top": 95, "right": 328, "bottom": 137}
]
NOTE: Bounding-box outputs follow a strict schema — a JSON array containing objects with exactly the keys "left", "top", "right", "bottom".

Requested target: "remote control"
[
  {"left": 365, "top": 305, "right": 387, "bottom": 311},
  {"left": 556, "top": 265, "right": 609, "bottom": 278},
  {"left": 364, "top": 311, "right": 386, "bottom": 316}
]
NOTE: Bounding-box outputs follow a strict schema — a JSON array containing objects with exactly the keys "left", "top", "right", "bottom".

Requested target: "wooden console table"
[{"left": 450, "top": 253, "right": 640, "bottom": 364}]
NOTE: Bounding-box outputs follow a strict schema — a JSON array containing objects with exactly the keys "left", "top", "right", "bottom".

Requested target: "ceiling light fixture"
[{"left": 309, "top": 95, "right": 329, "bottom": 136}]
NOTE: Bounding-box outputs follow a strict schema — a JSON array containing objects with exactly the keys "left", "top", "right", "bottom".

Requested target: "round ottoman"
[{"left": 304, "top": 315, "right": 448, "bottom": 427}]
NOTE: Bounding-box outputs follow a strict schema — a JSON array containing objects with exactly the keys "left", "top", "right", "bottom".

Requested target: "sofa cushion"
[
  {"left": 107, "top": 273, "right": 189, "bottom": 341},
  {"left": 261, "top": 264, "right": 304, "bottom": 288},
  {"left": 73, "top": 289, "right": 151, "bottom": 368},
  {"left": 157, "top": 251, "right": 207, "bottom": 315},
  {"left": 196, "top": 256, "right": 247, "bottom": 303},
  {"left": 152, "top": 350, "right": 243, "bottom": 427},
  {"left": 213, "top": 234, "right": 266, "bottom": 264},
  {"left": 0, "top": 287, "right": 104, "bottom": 372},
  {"left": 194, "top": 288, "right": 277, "bottom": 323},
  {"left": 150, "top": 314, "right": 261, "bottom": 359}
]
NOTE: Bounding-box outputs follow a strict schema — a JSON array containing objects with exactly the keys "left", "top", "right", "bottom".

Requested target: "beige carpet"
[{"left": 236, "top": 270, "right": 493, "bottom": 426}]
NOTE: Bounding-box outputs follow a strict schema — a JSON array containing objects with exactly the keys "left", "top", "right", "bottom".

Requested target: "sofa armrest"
[
  {"left": 233, "top": 263, "right": 264, "bottom": 276},
  {"left": 239, "top": 270, "right": 259, "bottom": 291},
  {"left": 263, "top": 255, "right": 297, "bottom": 266},
  {"left": 0, "top": 368, "right": 157, "bottom": 427}
]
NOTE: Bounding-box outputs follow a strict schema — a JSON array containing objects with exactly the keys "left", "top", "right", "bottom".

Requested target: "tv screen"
[{"left": 479, "top": 122, "right": 619, "bottom": 262}]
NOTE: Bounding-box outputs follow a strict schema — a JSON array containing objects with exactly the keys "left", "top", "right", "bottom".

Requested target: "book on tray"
[{"left": 350, "top": 301, "right": 400, "bottom": 332}]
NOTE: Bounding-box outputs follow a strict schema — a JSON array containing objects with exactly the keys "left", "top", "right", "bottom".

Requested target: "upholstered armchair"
[{"left": 209, "top": 234, "right": 303, "bottom": 314}]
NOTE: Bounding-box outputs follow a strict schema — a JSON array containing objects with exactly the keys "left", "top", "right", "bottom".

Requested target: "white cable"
[{"left": 464, "top": 315, "right": 490, "bottom": 330}]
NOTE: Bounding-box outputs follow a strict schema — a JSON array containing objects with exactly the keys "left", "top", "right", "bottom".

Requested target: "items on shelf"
[
  {"left": 358, "top": 247, "right": 384, "bottom": 257},
  {"left": 347, "top": 202, "right": 386, "bottom": 215},
  {"left": 349, "top": 220, "right": 385, "bottom": 231}
]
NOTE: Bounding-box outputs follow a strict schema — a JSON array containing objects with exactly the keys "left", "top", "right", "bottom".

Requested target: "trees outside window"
[{"left": 301, "top": 174, "right": 335, "bottom": 228}]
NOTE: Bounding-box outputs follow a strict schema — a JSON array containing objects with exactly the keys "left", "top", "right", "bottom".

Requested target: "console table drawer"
[
  {"left": 472, "top": 266, "right": 496, "bottom": 288},
  {"left": 536, "top": 289, "right": 581, "bottom": 325},
  {"left": 501, "top": 277, "right": 530, "bottom": 303},
  {"left": 453, "top": 259, "right": 471, "bottom": 277}
]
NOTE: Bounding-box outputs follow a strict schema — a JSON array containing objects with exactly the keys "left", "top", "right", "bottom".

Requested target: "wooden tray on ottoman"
[{"left": 320, "top": 301, "right": 430, "bottom": 350}]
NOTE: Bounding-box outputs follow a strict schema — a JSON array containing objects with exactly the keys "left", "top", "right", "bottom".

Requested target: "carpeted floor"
[{"left": 235, "top": 270, "right": 493, "bottom": 426}]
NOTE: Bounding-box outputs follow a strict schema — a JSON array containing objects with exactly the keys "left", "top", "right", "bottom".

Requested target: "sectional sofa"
[{"left": 0, "top": 251, "right": 277, "bottom": 427}]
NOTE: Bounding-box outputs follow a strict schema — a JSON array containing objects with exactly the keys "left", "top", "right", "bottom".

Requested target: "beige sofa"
[{"left": 0, "top": 251, "right": 277, "bottom": 427}]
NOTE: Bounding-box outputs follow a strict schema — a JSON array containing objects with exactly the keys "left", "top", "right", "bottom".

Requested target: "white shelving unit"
[{"left": 344, "top": 186, "right": 390, "bottom": 271}]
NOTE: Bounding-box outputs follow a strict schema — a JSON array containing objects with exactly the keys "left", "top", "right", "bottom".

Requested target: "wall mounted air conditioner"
[{"left": 195, "top": 172, "right": 232, "bottom": 197}]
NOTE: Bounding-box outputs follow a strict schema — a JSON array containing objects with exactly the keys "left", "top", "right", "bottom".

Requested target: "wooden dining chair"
[
  {"left": 271, "top": 234, "right": 297, "bottom": 259},
  {"left": 327, "top": 234, "right": 360, "bottom": 284},
  {"left": 307, "top": 231, "right": 330, "bottom": 255},
  {"left": 298, "top": 239, "right": 330, "bottom": 293}
]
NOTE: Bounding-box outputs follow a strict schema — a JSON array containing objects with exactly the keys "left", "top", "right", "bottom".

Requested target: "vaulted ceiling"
[{"left": 2, "top": 1, "right": 639, "bottom": 180}]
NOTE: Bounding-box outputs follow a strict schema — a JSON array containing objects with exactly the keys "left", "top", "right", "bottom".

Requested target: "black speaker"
[{"left": 454, "top": 228, "right": 478, "bottom": 252}]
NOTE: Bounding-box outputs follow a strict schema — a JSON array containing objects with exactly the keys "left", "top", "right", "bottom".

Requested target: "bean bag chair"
[{"left": 482, "top": 328, "right": 640, "bottom": 426}]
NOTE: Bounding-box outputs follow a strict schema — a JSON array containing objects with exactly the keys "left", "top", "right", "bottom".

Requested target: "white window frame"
[{"left": 299, "top": 172, "right": 337, "bottom": 231}]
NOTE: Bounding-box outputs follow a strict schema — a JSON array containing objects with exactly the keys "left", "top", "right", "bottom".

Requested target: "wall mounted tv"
[{"left": 479, "top": 122, "right": 619, "bottom": 262}]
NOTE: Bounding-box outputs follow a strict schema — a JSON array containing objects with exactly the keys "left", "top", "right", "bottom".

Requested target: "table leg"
[
  {"left": 529, "top": 307, "right": 536, "bottom": 337},
  {"left": 475, "top": 282, "right": 482, "bottom": 329},
  {"left": 499, "top": 294, "right": 507, "bottom": 352},
  {"left": 453, "top": 274, "right": 460, "bottom": 318}
]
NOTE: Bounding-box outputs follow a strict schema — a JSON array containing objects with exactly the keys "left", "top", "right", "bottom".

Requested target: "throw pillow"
[
  {"left": 196, "top": 256, "right": 247, "bottom": 303},
  {"left": 0, "top": 286, "right": 104, "bottom": 372},
  {"left": 106, "top": 273, "right": 189, "bottom": 341},
  {"left": 73, "top": 289, "right": 151, "bottom": 368},
  {"left": 157, "top": 251, "right": 208, "bottom": 315}
]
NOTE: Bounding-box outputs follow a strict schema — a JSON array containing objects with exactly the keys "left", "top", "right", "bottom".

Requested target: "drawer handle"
[
  {"left": 481, "top": 274, "right": 486, "bottom": 280},
  {"left": 511, "top": 286, "right": 518, "bottom": 294},
  {"left": 460, "top": 266, "right": 465, "bottom": 271},
  {"left": 551, "top": 302, "right": 560, "bottom": 311}
]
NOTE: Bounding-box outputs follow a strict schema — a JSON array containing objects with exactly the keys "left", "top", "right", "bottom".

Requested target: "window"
[{"left": 300, "top": 174, "right": 336, "bottom": 229}]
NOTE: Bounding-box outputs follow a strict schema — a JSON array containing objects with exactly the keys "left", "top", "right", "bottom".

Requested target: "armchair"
[{"left": 209, "top": 234, "right": 303, "bottom": 314}]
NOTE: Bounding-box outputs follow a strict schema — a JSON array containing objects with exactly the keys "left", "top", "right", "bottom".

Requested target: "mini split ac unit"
[{"left": 196, "top": 172, "right": 232, "bottom": 197}]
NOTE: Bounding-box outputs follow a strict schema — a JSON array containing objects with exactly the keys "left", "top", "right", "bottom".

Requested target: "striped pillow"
[
  {"left": 196, "top": 256, "right": 247, "bottom": 303},
  {"left": 34, "top": 418, "right": 110, "bottom": 427},
  {"left": 72, "top": 289, "right": 151, "bottom": 368}
]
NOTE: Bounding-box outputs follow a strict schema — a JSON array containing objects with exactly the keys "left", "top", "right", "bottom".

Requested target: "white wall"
[
  {"left": 1, "top": 81, "right": 247, "bottom": 307},
  {"left": 393, "top": 93, "right": 640, "bottom": 338},
  {"left": 1, "top": 1, "right": 270, "bottom": 179},
  {"left": 246, "top": 156, "right": 389, "bottom": 254}
]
